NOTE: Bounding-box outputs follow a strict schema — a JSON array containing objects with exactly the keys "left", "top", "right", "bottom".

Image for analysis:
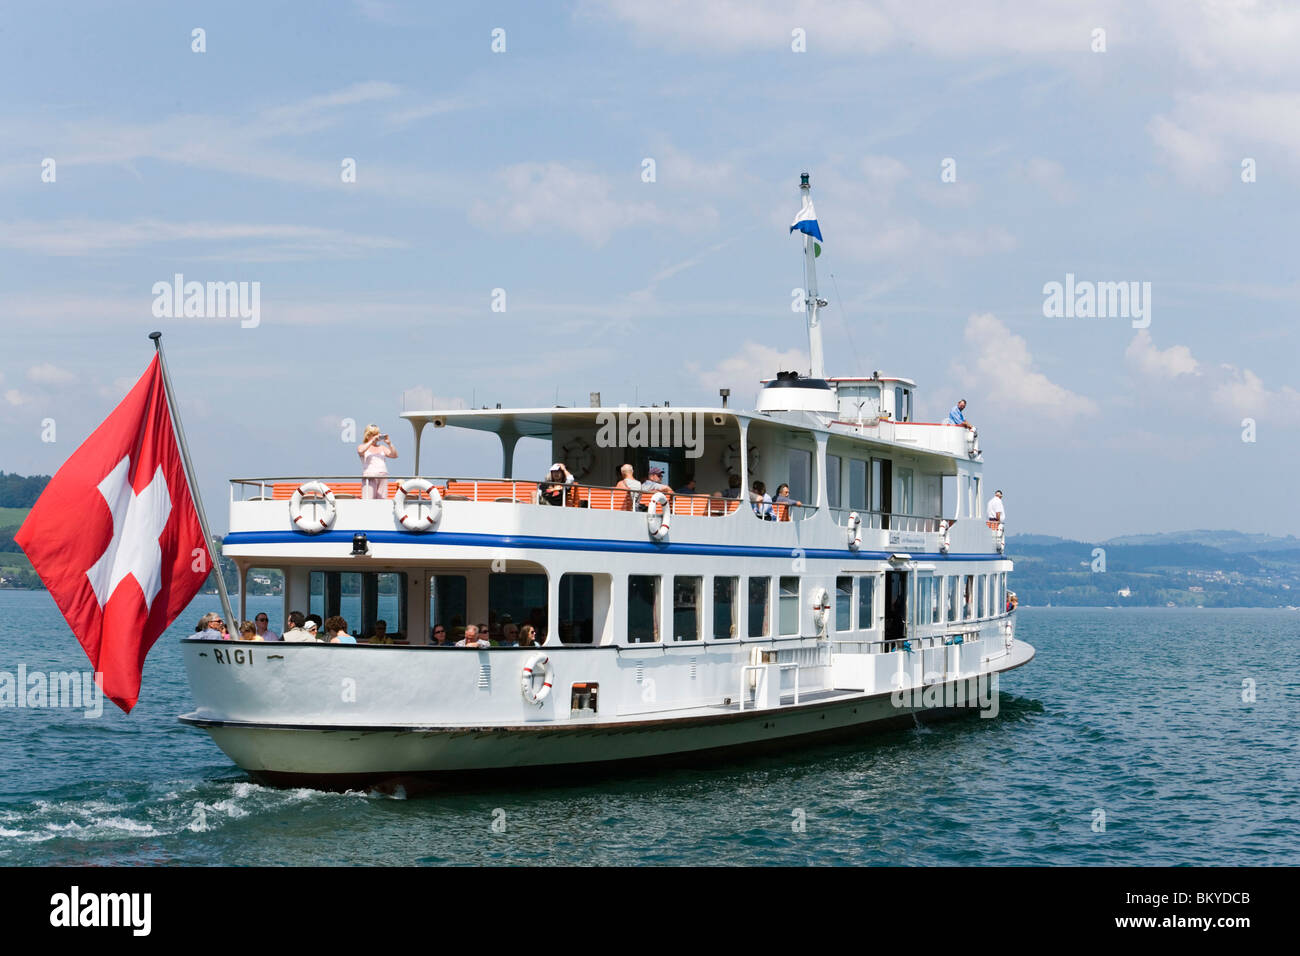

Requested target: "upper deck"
[{"left": 226, "top": 391, "right": 1000, "bottom": 560}]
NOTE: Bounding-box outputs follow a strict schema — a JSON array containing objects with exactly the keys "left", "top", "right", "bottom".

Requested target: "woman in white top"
[{"left": 357, "top": 424, "right": 398, "bottom": 499}]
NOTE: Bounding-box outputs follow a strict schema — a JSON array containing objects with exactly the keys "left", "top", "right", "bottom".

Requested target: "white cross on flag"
[{"left": 15, "top": 355, "right": 211, "bottom": 712}]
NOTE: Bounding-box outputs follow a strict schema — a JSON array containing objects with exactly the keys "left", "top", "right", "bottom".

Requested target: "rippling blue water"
[{"left": 0, "top": 590, "right": 1295, "bottom": 865}]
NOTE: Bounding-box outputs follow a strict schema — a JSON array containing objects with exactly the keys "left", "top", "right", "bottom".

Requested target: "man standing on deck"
[
  {"left": 987, "top": 490, "right": 1005, "bottom": 530},
  {"left": 947, "top": 399, "right": 972, "bottom": 429}
]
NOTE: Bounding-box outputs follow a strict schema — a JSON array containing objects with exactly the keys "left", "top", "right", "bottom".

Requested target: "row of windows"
[
  {"left": 921, "top": 572, "right": 1007, "bottom": 625},
  {"left": 629, "top": 574, "right": 803, "bottom": 643},
  {"left": 825, "top": 455, "right": 916, "bottom": 514}
]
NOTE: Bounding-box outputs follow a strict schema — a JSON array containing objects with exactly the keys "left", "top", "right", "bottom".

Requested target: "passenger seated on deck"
[
  {"left": 430, "top": 625, "right": 452, "bottom": 646},
  {"left": 720, "top": 473, "right": 742, "bottom": 498},
  {"left": 536, "top": 462, "right": 574, "bottom": 506},
  {"left": 282, "top": 611, "right": 315, "bottom": 643},
  {"left": 196, "top": 612, "right": 230, "bottom": 640},
  {"left": 326, "top": 616, "right": 357, "bottom": 644},
  {"left": 518, "top": 625, "right": 538, "bottom": 647},
  {"left": 237, "top": 621, "right": 263, "bottom": 641},
  {"left": 750, "top": 481, "right": 774, "bottom": 520},
  {"left": 499, "top": 623, "right": 520, "bottom": 646},
  {"left": 615, "top": 464, "right": 642, "bottom": 511},
  {"left": 368, "top": 620, "right": 394, "bottom": 644},
  {"left": 773, "top": 484, "right": 802, "bottom": 510},
  {"left": 456, "top": 624, "right": 490, "bottom": 649},
  {"left": 642, "top": 466, "right": 672, "bottom": 497}
]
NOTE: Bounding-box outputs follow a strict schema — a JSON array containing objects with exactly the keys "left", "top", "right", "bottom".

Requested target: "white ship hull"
[{"left": 179, "top": 630, "right": 1033, "bottom": 788}]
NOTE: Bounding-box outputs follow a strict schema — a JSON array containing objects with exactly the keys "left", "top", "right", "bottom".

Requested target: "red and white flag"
[{"left": 16, "top": 355, "right": 212, "bottom": 712}]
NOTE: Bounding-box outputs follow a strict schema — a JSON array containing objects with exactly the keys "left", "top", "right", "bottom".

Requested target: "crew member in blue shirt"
[{"left": 947, "top": 399, "right": 972, "bottom": 429}]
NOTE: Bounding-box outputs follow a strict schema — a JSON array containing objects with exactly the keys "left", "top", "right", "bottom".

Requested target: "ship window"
[
  {"left": 489, "top": 573, "right": 547, "bottom": 643},
  {"left": 947, "top": 576, "right": 960, "bottom": 623},
  {"left": 857, "top": 575, "right": 875, "bottom": 629},
  {"left": 713, "top": 576, "right": 739, "bottom": 639},
  {"left": 627, "top": 575, "right": 660, "bottom": 643},
  {"left": 932, "top": 576, "right": 942, "bottom": 624},
  {"left": 913, "top": 575, "right": 933, "bottom": 627},
  {"left": 560, "top": 573, "right": 595, "bottom": 644},
  {"left": 835, "top": 576, "right": 852, "bottom": 631},
  {"left": 779, "top": 577, "right": 800, "bottom": 635},
  {"left": 849, "top": 459, "right": 867, "bottom": 510},
  {"left": 963, "top": 575, "right": 974, "bottom": 620},
  {"left": 787, "top": 449, "right": 812, "bottom": 506},
  {"left": 827, "top": 455, "right": 841, "bottom": 509},
  {"left": 747, "top": 577, "right": 770, "bottom": 637},
  {"left": 310, "top": 570, "right": 408, "bottom": 641},
  {"left": 897, "top": 468, "right": 914, "bottom": 516},
  {"left": 673, "top": 576, "right": 702, "bottom": 642},
  {"left": 429, "top": 574, "right": 467, "bottom": 642}
]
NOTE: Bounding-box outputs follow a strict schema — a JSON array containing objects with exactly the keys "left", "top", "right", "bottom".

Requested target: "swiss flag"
[{"left": 16, "top": 355, "right": 211, "bottom": 712}]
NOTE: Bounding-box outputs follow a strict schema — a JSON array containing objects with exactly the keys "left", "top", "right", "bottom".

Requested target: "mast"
[
  {"left": 149, "top": 332, "right": 239, "bottom": 632},
  {"left": 799, "top": 172, "right": 828, "bottom": 379}
]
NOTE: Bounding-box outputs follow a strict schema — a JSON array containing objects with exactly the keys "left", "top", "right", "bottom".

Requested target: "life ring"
[
  {"left": 394, "top": 478, "right": 441, "bottom": 532},
  {"left": 560, "top": 437, "right": 595, "bottom": 479},
  {"left": 811, "top": 587, "right": 831, "bottom": 634},
  {"left": 647, "top": 491, "right": 671, "bottom": 541},
  {"left": 721, "top": 442, "right": 760, "bottom": 476},
  {"left": 846, "top": 511, "right": 862, "bottom": 550},
  {"left": 520, "top": 654, "right": 553, "bottom": 706},
  {"left": 289, "top": 481, "right": 336, "bottom": 534}
]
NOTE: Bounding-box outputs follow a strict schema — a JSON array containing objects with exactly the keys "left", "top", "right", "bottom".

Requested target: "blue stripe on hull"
[{"left": 222, "top": 529, "right": 1004, "bottom": 562}]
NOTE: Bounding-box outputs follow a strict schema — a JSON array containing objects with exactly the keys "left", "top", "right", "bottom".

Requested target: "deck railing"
[{"left": 830, "top": 508, "right": 941, "bottom": 533}]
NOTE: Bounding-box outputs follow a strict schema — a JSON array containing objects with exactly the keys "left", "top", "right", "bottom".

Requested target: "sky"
[{"left": 1, "top": 0, "right": 1296, "bottom": 541}]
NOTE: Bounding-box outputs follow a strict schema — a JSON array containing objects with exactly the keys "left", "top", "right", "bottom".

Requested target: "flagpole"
[{"left": 149, "top": 332, "right": 239, "bottom": 634}]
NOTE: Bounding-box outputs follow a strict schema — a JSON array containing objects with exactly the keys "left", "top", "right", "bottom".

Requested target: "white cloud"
[
  {"left": 259, "top": 81, "right": 402, "bottom": 134},
  {"left": 469, "top": 163, "right": 676, "bottom": 245},
  {"left": 1124, "top": 332, "right": 1300, "bottom": 425},
  {"left": 860, "top": 155, "right": 909, "bottom": 193},
  {"left": 1209, "top": 365, "right": 1300, "bottom": 423},
  {"left": 580, "top": 0, "right": 1119, "bottom": 56},
  {"left": 1011, "top": 157, "right": 1076, "bottom": 204},
  {"left": 26, "top": 363, "right": 77, "bottom": 385},
  {"left": 400, "top": 387, "right": 467, "bottom": 411},
  {"left": 952, "top": 313, "right": 1097, "bottom": 419},
  {"left": 1125, "top": 330, "right": 1199, "bottom": 379},
  {"left": 693, "top": 343, "right": 812, "bottom": 394},
  {"left": 1150, "top": 92, "right": 1300, "bottom": 185},
  {"left": 1152, "top": 0, "right": 1300, "bottom": 77},
  {"left": 0, "top": 220, "right": 406, "bottom": 259},
  {"left": 98, "top": 377, "right": 135, "bottom": 401},
  {"left": 4, "top": 389, "right": 32, "bottom": 406}
]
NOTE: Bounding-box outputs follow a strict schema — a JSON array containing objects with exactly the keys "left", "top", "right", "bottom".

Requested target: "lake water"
[{"left": 0, "top": 591, "right": 1295, "bottom": 865}]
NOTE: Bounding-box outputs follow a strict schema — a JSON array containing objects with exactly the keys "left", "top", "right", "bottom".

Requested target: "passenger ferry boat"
[{"left": 179, "top": 174, "right": 1034, "bottom": 788}]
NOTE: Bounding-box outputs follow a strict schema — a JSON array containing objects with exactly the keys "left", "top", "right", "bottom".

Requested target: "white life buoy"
[
  {"left": 721, "top": 442, "right": 760, "bottom": 476},
  {"left": 811, "top": 587, "right": 831, "bottom": 634},
  {"left": 846, "top": 511, "right": 862, "bottom": 550},
  {"left": 289, "top": 481, "right": 336, "bottom": 534},
  {"left": 520, "top": 654, "right": 553, "bottom": 706},
  {"left": 393, "top": 478, "right": 442, "bottom": 532},
  {"left": 647, "top": 491, "right": 671, "bottom": 541},
  {"left": 560, "top": 437, "right": 595, "bottom": 479}
]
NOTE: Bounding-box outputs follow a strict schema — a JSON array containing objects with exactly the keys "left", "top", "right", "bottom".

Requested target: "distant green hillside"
[
  {"left": 1007, "top": 534, "right": 1300, "bottom": 608},
  {"left": 0, "top": 471, "right": 50, "bottom": 509},
  {"left": 0, "top": 506, "right": 31, "bottom": 530},
  {"left": 1104, "top": 529, "right": 1300, "bottom": 553}
]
